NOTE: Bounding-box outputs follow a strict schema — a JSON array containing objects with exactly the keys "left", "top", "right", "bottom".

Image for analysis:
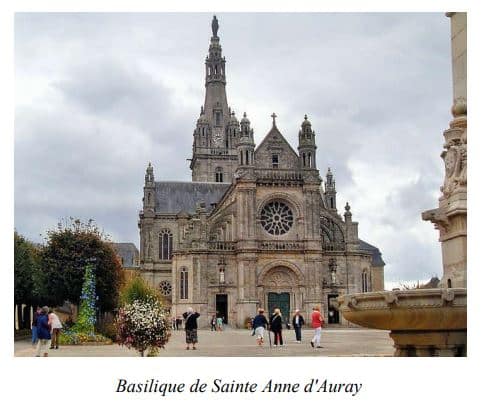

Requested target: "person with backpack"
[{"left": 252, "top": 308, "right": 269, "bottom": 346}]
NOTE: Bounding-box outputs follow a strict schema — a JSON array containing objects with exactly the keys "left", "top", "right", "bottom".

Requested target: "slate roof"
[
  {"left": 358, "top": 239, "right": 386, "bottom": 267},
  {"left": 155, "top": 181, "right": 231, "bottom": 214},
  {"left": 111, "top": 242, "right": 139, "bottom": 267}
]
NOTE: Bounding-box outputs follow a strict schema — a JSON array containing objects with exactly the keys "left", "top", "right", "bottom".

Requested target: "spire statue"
[{"left": 212, "top": 15, "right": 219, "bottom": 37}]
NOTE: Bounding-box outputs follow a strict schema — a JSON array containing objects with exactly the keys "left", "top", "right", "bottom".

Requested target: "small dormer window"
[{"left": 272, "top": 154, "right": 279, "bottom": 168}]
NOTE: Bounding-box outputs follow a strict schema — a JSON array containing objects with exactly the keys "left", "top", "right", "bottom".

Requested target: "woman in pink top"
[{"left": 310, "top": 306, "right": 324, "bottom": 349}]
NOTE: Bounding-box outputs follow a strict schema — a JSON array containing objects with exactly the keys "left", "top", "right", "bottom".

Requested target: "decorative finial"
[
  {"left": 345, "top": 202, "right": 351, "bottom": 213},
  {"left": 231, "top": 110, "right": 235, "bottom": 116},
  {"left": 271, "top": 112, "right": 277, "bottom": 127},
  {"left": 243, "top": 112, "right": 247, "bottom": 118},
  {"left": 304, "top": 114, "right": 308, "bottom": 120},
  {"left": 212, "top": 15, "right": 219, "bottom": 37},
  {"left": 200, "top": 106, "right": 204, "bottom": 116}
]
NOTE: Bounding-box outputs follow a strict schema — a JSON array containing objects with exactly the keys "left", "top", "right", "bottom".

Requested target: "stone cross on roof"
[{"left": 271, "top": 112, "right": 277, "bottom": 127}]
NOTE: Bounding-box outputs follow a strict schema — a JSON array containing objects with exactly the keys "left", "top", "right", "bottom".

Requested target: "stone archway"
[{"left": 259, "top": 265, "right": 305, "bottom": 321}]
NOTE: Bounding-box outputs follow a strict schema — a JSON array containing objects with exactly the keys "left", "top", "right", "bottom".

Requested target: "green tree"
[
  {"left": 40, "top": 218, "right": 123, "bottom": 312},
  {"left": 14, "top": 231, "right": 42, "bottom": 328}
]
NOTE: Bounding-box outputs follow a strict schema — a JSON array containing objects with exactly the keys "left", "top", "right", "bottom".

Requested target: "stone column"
[{"left": 422, "top": 12, "right": 467, "bottom": 289}]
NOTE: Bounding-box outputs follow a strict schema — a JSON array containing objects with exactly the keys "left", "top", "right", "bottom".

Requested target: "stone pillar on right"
[{"left": 422, "top": 12, "right": 467, "bottom": 289}]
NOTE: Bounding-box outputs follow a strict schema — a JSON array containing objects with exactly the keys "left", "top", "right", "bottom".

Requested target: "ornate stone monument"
[{"left": 338, "top": 12, "right": 467, "bottom": 356}]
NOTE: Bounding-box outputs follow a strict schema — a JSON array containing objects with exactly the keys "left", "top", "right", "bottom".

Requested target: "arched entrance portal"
[{"left": 260, "top": 265, "right": 303, "bottom": 322}]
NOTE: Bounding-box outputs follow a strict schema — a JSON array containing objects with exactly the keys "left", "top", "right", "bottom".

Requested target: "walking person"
[
  {"left": 252, "top": 309, "right": 269, "bottom": 346},
  {"left": 48, "top": 309, "right": 62, "bottom": 349},
  {"left": 210, "top": 314, "right": 217, "bottom": 331},
  {"left": 182, "top": 307, "right": 200, "bottom": 350},
  {"left": 31, "top": 306, "right": 41, "bottom": 347},
  {"left": 216, "top": 314, "right": 224, "bottom": 331},
  {"left": 35, "top": 306, "right": 51, "bottom": 357},
  {"left": 292, "top": 309, "right": 305, "bottom": 343},
  {"left": 270, "top": 308, "right": 284, "bottom": 347},
  {"left": 310, "top": 305, "right": 324, "bottom": 349}
]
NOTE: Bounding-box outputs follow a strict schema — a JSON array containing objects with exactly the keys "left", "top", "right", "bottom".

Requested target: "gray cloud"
[{"left": 15, "top": 12, "right": 451, "bottom": 285}]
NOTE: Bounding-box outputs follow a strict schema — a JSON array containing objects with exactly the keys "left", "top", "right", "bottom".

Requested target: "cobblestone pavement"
[{"left": 14, "top": 328, "right": 394, "bottom": 357}]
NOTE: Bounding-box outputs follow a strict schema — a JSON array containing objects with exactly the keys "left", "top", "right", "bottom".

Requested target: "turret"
[
  {"left": 143, "top": 162, "right": 155, "bottom": 212},
  {"left": 298, "top": 114, "right": 317, "bottom": 170},
  {"left": 237, "top": 112, "right": 255, "bottom": 167},
  {"left": 325, "top": 167, "right": 337, "bottom": 211}
]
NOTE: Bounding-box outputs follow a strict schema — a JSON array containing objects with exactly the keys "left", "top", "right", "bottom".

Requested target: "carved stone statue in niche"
[{"left": 441, "top": 136, "right": 467, "bottom": 198}]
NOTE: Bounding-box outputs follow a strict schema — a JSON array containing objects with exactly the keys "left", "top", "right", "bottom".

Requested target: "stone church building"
[{"left": 138, "top": 16, "right": 384, "bottom": 327}]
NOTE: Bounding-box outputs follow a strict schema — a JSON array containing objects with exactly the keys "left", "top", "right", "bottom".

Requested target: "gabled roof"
[
  {"left": 155, "top": 181, "right": 231, "bottom": 214},
  {"left": 255, "top": 125, "right": 299, "bottom": 158},
  {"left": 358, "top": 239, "right": 386, "bottom": 267}
]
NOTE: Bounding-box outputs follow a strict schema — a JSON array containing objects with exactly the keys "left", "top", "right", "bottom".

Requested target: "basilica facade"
[{"left": 138, "top": 16, "right": 384, "bottom": 327}]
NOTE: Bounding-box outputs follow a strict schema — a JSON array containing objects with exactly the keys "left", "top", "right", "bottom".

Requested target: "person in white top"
[{"left": 48, "top": 310, "right": 63, "bottom": 349}]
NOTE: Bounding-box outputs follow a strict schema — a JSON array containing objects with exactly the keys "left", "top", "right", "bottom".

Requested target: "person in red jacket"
[{"left": 310, "top": 306, "right": 324, "bottom": 349}]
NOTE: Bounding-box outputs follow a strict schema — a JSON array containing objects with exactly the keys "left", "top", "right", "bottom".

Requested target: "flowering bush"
[
  {"left": 61, "top": 262, "right": 112, "bottom": 345},
  {"left": 116, "top": 299, "right": 170, "bottom": 356},
  {"left": 59, "top": 330, "right": 111, "bottom": 345},
  {"left": 74, "top": 263, "right": 97, "bottom": 334}
]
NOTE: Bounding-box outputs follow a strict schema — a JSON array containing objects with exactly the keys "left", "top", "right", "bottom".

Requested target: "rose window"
[
  {"left": 260, "top": 201, "right": 294, "bottom": 235},
  {"left": 159, "top": 280, "right": 172, "bottom": 297}
]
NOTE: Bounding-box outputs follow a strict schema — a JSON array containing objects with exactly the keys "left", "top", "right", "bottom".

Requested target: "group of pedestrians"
[
  {"left": 210, "top": 314, "right": 224, "bottom": 331},
  {"left": 171, "top": 316, "right": 184, "bottom": 330},
  {"left": 252, "top": 306, "right": 325, "bottom": 348},
  {"left": 173, "top": 305, "right": 326, "bottom": 351},
  {"left": 31, "top": 306, "right": 63, "bottom": 357}
]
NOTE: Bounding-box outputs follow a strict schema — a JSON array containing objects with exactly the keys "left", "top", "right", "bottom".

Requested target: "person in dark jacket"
[
  {"left": 31, "top": 306, "right": 41, "bottom": 347},
  {"left": 270, "top": 308, "right": 284, "bottom": 346},
  {"left": 35, "top": 306, "right": 51, "bottom": 357},
  {"left": 291, "top": 309, "right": 305, "bottom": 343},
  {"left": 252, "top": 308, "right": 269, "bottom": 346},
  {"left": 182, "top": 307, "right": 200, "bottom": 350}
]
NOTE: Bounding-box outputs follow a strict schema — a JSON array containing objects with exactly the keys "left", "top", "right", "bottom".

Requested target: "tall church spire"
[
  {"left": 190, "top": 16, "right": 239, "bottom": 182},
  {"left": 204, "top": 15, "right": 228, "bottom": 117}
]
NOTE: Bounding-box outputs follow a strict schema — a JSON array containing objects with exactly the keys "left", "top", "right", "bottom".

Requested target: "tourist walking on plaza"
[
  {"left": 31, "top": 306, "right": 41, "bottom": 347},
  {"left": 210, "top": 314, "right": 217, "bottom": 331},
  {"left": 270, "top": 308, "right": 284, "bottom": 346},
  {"left": 216, "top": 314, "right": 224, "bottom": 331},
  {"left": 182, "top": 307, "right": 200, "bottom": 350},
  {"left": 292, "top": 309, "right": 305, "bottom": 343},
  {"left": 252, "top": 308, "right": 269, "bottom": 346},
  {"left": 35, "top": 306, "right": 51, "bottom": 357},
  {"left": 310, "top": 306, "right": 324, "bottom": 349},
  {"left": 48, "top": 309, "right": 62, "bottom": 349}
]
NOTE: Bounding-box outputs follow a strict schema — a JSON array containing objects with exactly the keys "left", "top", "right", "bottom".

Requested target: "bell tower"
[{"left": 190, "top": 16, "right": 238, "bottom": 183}]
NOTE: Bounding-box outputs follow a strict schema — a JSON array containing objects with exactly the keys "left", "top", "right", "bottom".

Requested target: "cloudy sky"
[{"left": 14, "top": 12, "right": 451, "bottom": 287}]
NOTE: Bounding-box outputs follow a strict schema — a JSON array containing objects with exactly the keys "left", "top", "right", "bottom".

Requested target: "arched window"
[
  {"left": 158, "top": 230, "right": 173, "bottom": 260},
  {"left": 180, "top": 267, "right": 189, "bottom": 299},
  {"left": 361, "top": 270, "right": 369, "bottom": 292},
  {"left": 308, "top": 153, "right": 312, "bottom": 168},
  {"left": 215, "top": 167, "right": 223, "bottom": 183}
]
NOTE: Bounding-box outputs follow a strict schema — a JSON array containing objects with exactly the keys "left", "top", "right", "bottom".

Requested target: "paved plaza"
[{"left": 15, "top": 327, "right": 394, "bottom": 357}]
